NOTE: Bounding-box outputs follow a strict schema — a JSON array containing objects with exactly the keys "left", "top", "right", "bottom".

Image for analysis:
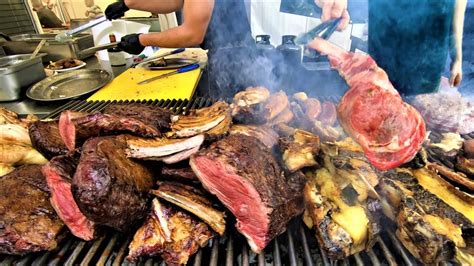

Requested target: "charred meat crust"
[
  {"left": 103, "top": 103, "right": 172, "bottom": 133},
  {"left": 29, "top": 120, "right": 68, "bottom": 159},
  {"left": 72, "top": 135, "right": 155, "bottom": 232},
  {"left": 0, "top": 165, "right": 64, "bottom": 255}
]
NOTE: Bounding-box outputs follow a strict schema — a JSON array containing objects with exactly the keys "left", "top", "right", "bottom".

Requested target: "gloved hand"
[
  {"left": 118, "top": 33, "right": 145, "bottom": 55},
  {"left": 105, "top": 0, "right": 129, "bottom": 20}
]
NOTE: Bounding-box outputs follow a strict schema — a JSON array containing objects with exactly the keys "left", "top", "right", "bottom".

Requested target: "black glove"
[
  {"left": 105, "top": 1, "right": 129, "bottom": 20},
  {"left": 118, "top": 33, "right": 145, "bottom": 55}
]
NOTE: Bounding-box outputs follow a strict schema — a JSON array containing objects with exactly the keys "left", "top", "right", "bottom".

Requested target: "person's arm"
[
  {"left": 138, "top": 0, "right": 214, "bottom": 48},
  {"left": 124, "top": 0, "right": 184, "bottom": 14},
  {"left": 450, "top": 0, "right": 467, "bottom": 87},
  {"left": 314, "top": 0, "right": 350, "bottom": 30}
]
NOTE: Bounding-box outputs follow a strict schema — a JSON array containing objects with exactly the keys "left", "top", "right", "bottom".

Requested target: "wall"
[{"left": 61, "top": 0, "right": 150, "bottom": 19}]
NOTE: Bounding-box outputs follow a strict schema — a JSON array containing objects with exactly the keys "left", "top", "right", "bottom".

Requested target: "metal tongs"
[
  {"left": 55, "top": 16, "right": 107, "bottom": 42},
  {"left": 295, "top": 17, "right": 342, "bottom": 45}
]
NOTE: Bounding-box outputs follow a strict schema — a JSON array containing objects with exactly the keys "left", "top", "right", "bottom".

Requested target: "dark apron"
[
  {"left": 369, "top": 0, "right": 454, "bottom": 96},
  {"left": 200, "top": 0, "right": 273, "bottom": 99}
]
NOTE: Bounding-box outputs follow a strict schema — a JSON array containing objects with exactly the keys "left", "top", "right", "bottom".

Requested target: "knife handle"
[{"left": 177, "top": 63, "right": 200, "bottom": 73}]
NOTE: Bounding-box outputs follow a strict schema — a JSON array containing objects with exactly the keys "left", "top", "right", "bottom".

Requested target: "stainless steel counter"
[{"left": 0, "top": 56, "right": 126, "bottom": 117}]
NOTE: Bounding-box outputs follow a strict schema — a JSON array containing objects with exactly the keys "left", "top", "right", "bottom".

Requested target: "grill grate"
[{"left": 1, "top": 98, "right": 421, "bottom": 266}]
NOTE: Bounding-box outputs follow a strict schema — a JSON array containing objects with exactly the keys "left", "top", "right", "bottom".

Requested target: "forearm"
[
  {"left": 124, "top": 0, "right": 183, "bottom": 14},
  {"left": 452, "top": 0, "right": 467, "bottom": 61},
  {"left": 139, "top": 26, "right": 204, "bottom": 48}
]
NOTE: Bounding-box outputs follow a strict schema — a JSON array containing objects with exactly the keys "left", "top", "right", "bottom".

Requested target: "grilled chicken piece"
[
  {"left": 0, "top": 144, "right": 47, "bottom": 165},
  {"left": 152, "top": 182, "right": 226, "bottom": 235},
  {"left": 428, "top": 162, "right": 474, "bottom": 191},
  {"left": 379, "top": 169, "right": 473, "bottom": 264},
  {"left": 280, "top": 129, "right": 320, "bottom": 172},
  {"left": 126, "top": 134, "right": 204, "bottom": 163},
  {"left": 229, "top": 125, "right": 279, "bottom": 149},
  {"left": 168, "top": 101, "right": 231, "bottom": 138},
  {"left": 303, "top": 143, "right": 381, "bottom": 259},
  {"left": 0, "top": 124, "right": 31, "bottom": 146},
  {"left": 127, "top": 198, "right": 213, "bottom": 264}
]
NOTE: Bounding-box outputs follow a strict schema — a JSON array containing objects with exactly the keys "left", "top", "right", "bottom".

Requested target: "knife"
[
  {"left": 135, "top": 48, "right": 186, "bottom": 68},
  {"left": 137, "top": 63, "right": 200, "bottom": 85}
]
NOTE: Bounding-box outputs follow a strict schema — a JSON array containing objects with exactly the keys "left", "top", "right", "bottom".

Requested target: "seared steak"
[
  {"left": 29, "top": 120, "right": 68, "bottom": 159},
  {"left": 0, "top": 165, "right": 64, "bottom": 255},
  {"left": 190, "top": 134, "right": 306, "bottom": 252},
  {"left": 103, "top": 103, "right": 172, "bottom": 133},
  {"left": 127, "top": 198, "right": 213, "bottom": 264},
  {"left": 59, "top": 111, "right": 160, "bottom": 151},
  {"left": 42, "top": 154, "right": 96, "bottom": 240},
  {"left": 72, "top": 135, "right": 155, "bottom": 231},
  {"left": 152, "top": 181, "right": 226, "bottom": 235}
]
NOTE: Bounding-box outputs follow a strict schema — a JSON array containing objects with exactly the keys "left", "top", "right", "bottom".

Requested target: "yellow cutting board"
[{"left": 87, "top": 67, "right": 201, "bottom": 101}]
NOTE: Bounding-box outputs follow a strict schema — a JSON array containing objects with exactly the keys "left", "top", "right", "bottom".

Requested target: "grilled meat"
[
  {"left": 309, "top": 37, "right": 426, "bottom": 170},
  {"left": 231, "top": 89, "right": 289, "bottom": 124},
  {"left": 229, "top": 124, "right": 279, "bottom": 149},
  {"left": 42, "top": 154, "right": 96, "bottom": 240},
  {"left": 190, "top": 134, "right": 306, "bottom": 252},
  {"left": 161, "top": 165, "right": 198, "bottom": 182},
  {"left": 379, "top": 168, "right": 473, "bottom": 264},
  {"left": 204, "top": 113, "right": 232, "bottom": 139},
  {"left": 428, "top": 162, "right": 474, "bottom": 191},
  {"left": 103, "top": 103, "right": 172, "bottom": 133},
  {"left": 167, "top": 101, "right": 231, "bottom": 138},
  {"left": 0, "top": 124, "right": 31, "bottom": 146},
  {"left": 0, "top": 144, "right": 47, "bottom": 165},
  {"left": 456, "top": 156, "right": 474, "bottom": 176},
  {"left": 301, "top": 98, "right": 321, "bottom": 120},
  {"left": 0, "top": 163, "right": 14, "bottom": 177},
  {"left": 73, "top": 135, "right": 155, "bottom": 231},
  {"left": 152, "top": 181, "right": 226, "bottom": 235},
  {"left": 126, "top": 134, "right": 204, "bottom": 163},
  {"left": 318, "top": 101, "right": 337, "bottom": 126},
  {"left": 280, "top": 129, "right": 320, "bottom": 172},
  {"left": 127, "top": 198, "right": 214, "bottom": 264},
  {"left": 0, "top": 108, "right": 37, "bottom": 128},
  {"left": 303, "top": 142, "right": 381, "bottom": 259},
  {"left": 29, "top": 120, "right": 68, "bottom": 159},
  {"left": 464, "top": 139, "right": 474, "bottom": 159},
  {"left": 59, "top": 111, "right": 160, "bottom": 151},
  {"left": 267, "top": 107, "right": 293, "bottom": 126},
  {"left": 0, "top": 165, "right": 64, "bottom": 255}
]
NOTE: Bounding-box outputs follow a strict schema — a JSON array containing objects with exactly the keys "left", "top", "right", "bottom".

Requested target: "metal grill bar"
[{"left": 1, "top": 98, "right": 422, "bottom": 266}]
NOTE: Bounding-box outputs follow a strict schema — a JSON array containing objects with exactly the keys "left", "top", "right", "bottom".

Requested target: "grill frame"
[{"left": 1, "top": 98, "right": 423, "bottom": 266}]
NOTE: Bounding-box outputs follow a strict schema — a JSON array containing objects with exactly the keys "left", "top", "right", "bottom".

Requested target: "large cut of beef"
[
  {"left": 72, "top": 135, "right": 155, "bottom": 231},
  {"left": 309, "top": 38, "right": 426, "bottom": 170},
  {"left": 190, "top": 134, "right": 306, "bottom": 252},
  {"left": 59, "top": 110, "right": 161, "bottom": 151},
  {"left": 42, "top": 154, "right": 96, "bottom": 240},
  {"left": 0, "top": 165, "right": 64, "bottom": 255},
  {"left": 28, "top": 120, "right": 68, "bottom": 159}
]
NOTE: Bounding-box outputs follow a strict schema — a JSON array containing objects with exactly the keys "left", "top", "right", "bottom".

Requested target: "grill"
[{"left": 1, "top": 98, "right": 421, "bottom": 266}]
